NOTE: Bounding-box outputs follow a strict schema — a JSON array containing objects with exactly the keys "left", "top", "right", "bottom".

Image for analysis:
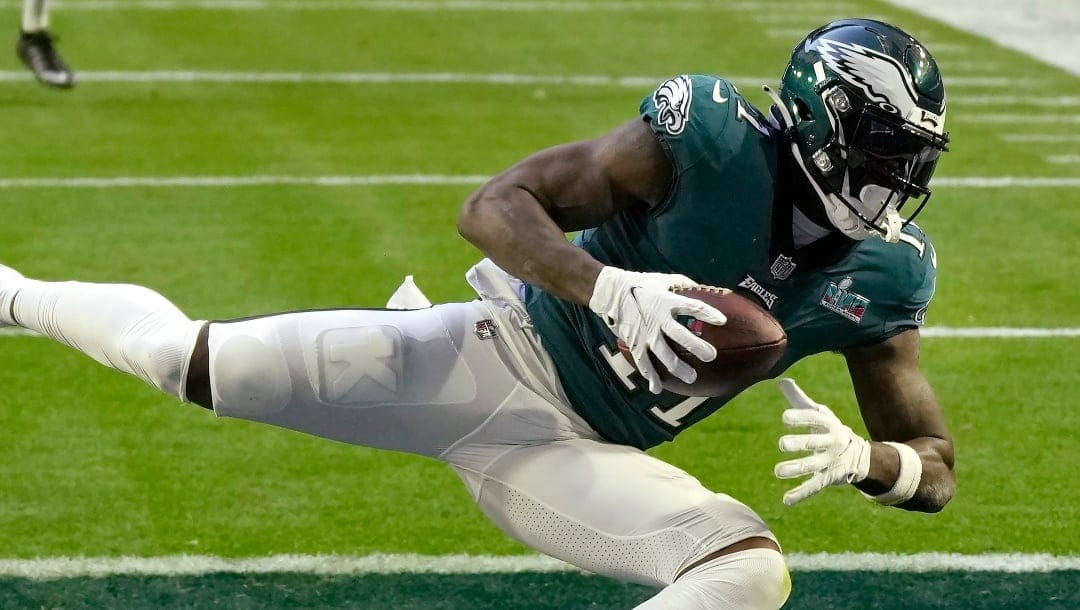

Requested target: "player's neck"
[
  {"left": 777, "top": 149, "right": 840, "bottom": 248},
  {"left": 791, "top": 205, "right": 832, "bottom": 248}
]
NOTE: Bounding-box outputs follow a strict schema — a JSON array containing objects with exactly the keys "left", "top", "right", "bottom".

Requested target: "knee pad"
[
  {"left": 638, "top": 548, "right": 790, "bottom": 610},
  {"left": 686, "top": 548, "right": 791, "bottom": 610},
  {"left": 738, "top": 548, "right": 791, "bottom": 609},
  {"left": 116, "top": 301, "right": 204, "bottom": 399}
]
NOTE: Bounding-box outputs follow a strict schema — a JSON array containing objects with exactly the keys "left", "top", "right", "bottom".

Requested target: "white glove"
[
  {"left": 588, "top": 266, "right": 727, "bottom": 394},
  {"left": 774, "top": 378, "right": 871, "bottom": 506}
]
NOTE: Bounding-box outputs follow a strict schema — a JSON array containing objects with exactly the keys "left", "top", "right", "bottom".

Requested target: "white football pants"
[
  {"left": 1, "top": 260, "right": 788, "bottom": 607},
  {"left": 207, "top": 260, "right": 785, "bottom": 603}
]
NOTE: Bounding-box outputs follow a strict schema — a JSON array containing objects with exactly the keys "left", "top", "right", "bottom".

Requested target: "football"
[{"left": 618, "top": 286, "right": 787, "bottom": 397}]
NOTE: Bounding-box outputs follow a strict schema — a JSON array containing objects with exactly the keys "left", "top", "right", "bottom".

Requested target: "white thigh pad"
[
  {"left": 209, "top": 324, "right": 292, "bottom": 416},
  {"left": 206, "top": 303, "right": 526, "bottom": 457},
  {"left": 302, "top": 316, "right": 475, "bottom": 408}
]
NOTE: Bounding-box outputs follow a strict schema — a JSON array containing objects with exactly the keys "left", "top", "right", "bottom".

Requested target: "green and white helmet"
[{"left": 767, "top": 19, "right": 950, "bottom": 242}]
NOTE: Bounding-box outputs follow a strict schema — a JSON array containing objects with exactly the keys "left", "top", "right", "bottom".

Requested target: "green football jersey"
[{"left": 524, "top": 74, "right": 936, "bottom": 450}]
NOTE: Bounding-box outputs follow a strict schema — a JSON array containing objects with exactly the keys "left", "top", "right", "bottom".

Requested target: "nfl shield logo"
[
  {"left": 770, "top": 255, "right": 796, "bottom": 280},
  {"left": 473, "top": 320, "right": 498, "bottom": 340}
]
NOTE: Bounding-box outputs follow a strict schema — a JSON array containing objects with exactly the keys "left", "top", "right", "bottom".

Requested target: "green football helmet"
[{"left": 767, "top": 19, "right": 950, "bottom": 242}]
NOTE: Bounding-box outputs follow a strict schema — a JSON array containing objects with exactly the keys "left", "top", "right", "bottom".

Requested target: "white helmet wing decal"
[{"left": 815, "top": 39, "right": 945, "bottom": 134}]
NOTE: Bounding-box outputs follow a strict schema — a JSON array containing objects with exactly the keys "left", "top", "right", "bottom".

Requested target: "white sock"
[
  {"left": 3, "top": 276, "right": 204, "bottom": 399},
  {"left": 635, "top": 548, "right": 791, "bottom": 610},
  {"left": 22, "top": 0, "right": 50, "bottom": 33}
]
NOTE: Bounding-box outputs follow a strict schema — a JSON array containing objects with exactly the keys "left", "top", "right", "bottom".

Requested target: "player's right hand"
[{"left": 588, "top": 266, "right": 727, "bottom": 394}]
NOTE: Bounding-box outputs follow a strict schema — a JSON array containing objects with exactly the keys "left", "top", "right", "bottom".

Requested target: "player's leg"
[
  {"left": 20, "top": 0, "right": 48, "bottom": 33},
  {"left": 451, "top": 439, "right": 790, "bottom": 609},
  {"left": 17, "top": 0, "right": 74, "bottom": 88},
  {"left": 636, "top": 544, "right": 791, "bottom": 609},
  {"left": 0, "top": 264, "right": 530, "bottom": 457},
  {"left": 452, "top": 258, "right": 789, "bottom": 606},
  {"left": 0, "top": 265, "right": 205, "bottom": 398},
  {"left": 185, "top": 299, "right": 536, "bottom": 456}
]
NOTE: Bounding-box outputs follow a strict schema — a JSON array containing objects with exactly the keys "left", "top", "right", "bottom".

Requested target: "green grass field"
[{"left": 0, "top": 1, "right": 1076, "bottom": 608}]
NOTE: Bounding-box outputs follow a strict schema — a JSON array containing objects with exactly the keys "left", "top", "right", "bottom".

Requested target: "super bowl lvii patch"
[{"left": 820, "top": 276, "right": 869, "bottom": 323}]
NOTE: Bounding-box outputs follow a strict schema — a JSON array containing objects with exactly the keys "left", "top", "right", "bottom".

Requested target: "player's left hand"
[{"left": 774, "top": 378, "right": 871, "bottom": 506}]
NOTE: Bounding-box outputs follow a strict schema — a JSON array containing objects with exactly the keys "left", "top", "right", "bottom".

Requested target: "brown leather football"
[{"left": 618, "top": 286, "right": 788, "bottom": 397}]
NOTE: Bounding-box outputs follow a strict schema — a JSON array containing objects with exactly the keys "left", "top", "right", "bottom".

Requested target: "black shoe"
[{"left": 17, "top": 30, "right": 74, "bottom": 89}]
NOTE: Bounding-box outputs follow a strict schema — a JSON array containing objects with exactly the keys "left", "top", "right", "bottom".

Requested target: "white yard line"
[
  {"left": 931, "top": 177, "right": 1080, "bottom": 187},
  {"left": 0, "top": 1, "right": 1068, "bottom": 75},
  {"left": 918, "top": 327, "right": 1080, "bottom": 338},
  {"left": 0, "top": 70, "right": 670, "bottom": 87},
  {"left": 953, "top": 95, "right": 1080, "bottom": 107},
  {"left": 971, "top": 114, "right": 1080, "bottom": 124},
  {"left": 0, "top": 70, "right": 1051, "bottom": 90},
  {"left": 0, "top": 175, "right": 490, "bottom": 188},
  {"left": 1046, "top": 155, "right": 1080, "bottom": 164},
  {"left": 0, "top": 174, "right": 1076, "bottom": 189},
  {"left": 0, "top": 552, "right": 1075, "bottom": 580},
  {"left": 3, "top": 0, "right": 858, "bottom": 12},
  {"left": 1000, "top": 134, "right": 1080, "bottom": 143},
  {"left": 3, "top": 327, "right": 1077, "bottom": 339}
]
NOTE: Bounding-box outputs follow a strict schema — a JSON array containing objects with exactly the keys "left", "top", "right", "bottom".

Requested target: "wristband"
[{"left": 863, "top": 441, "right": 923, "bottom": 506}]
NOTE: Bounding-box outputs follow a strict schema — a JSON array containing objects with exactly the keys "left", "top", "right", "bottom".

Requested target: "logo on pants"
[{"left": 318, "top": 326, "right": 402, "bottom": 404}]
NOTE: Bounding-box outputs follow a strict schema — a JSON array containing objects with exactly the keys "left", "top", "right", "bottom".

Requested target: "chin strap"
[
  {"left": 764, "top": 84, "right": 868, "bottom": 241},
  {"left": 880, "top": 206, "right": 903, "bottom": 243},
  {"left": 762, "top": 85, "right": 793, "bottom": 132},
  {"left": 857, "top": 185, "right": 904, "bottom": 243}
]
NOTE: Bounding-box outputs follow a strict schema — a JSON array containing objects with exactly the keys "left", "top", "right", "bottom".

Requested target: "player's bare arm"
[
  {"left": 775, "top": 334, "right": 954, "bottom": 510},
  {"left": 457, "top": 118, "right": 672, "bottom": 306},
  {"left": 459, "top": 118, "right": 730, "bottom": 395},
  {"left": 844, "top": 328, "right": 956, "bottom": 513}
]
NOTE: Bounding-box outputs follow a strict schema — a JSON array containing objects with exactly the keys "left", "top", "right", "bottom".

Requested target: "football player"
[
  {"left": 17, "top": 0, "right": 73, "bottom": 88},
  {"left": 0, "top": 19, "right": 954, "bottom": 609}
]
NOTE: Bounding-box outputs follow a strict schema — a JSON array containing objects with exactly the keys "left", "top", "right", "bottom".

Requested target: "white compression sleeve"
[
  {"left": 22, "top": 0, "right": 49, "bottom": 32},
  {"left": 6, "top": 277, "right": 204, "bottom": 399},
  {"left": 635, "top": 548, "right": 791, "bottom": 610}
]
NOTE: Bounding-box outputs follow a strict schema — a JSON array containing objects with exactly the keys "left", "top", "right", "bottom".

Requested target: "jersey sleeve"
[{"left": 874, "top": 224, "right": 938, "bottom": 336}]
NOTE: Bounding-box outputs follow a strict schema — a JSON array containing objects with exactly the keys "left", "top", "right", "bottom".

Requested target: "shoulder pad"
[
  {"left": 640, "top": 75, "right": 735, "bottom": 136},
  {"left": 639, "top": 75, "right": 770, "bottom": 171},
  {"left": 866, "top": 223, "right": 937, "bottom": 324}
]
